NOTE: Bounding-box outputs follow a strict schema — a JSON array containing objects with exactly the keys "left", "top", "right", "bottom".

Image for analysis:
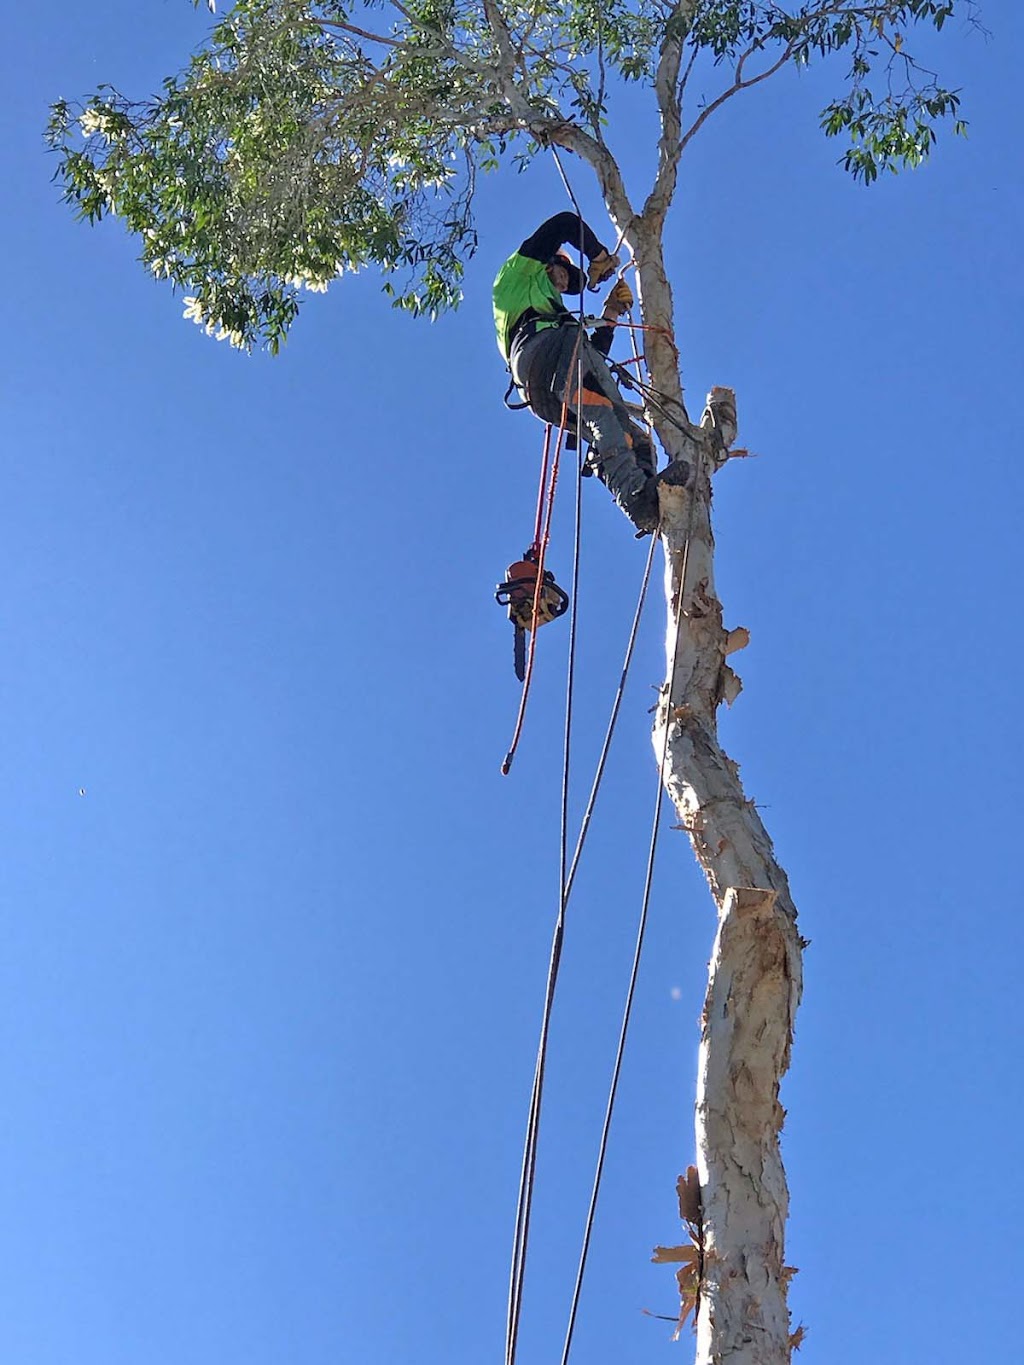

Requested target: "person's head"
[{"left": 546, "top": 251, "right": 584, "bottom": 295}]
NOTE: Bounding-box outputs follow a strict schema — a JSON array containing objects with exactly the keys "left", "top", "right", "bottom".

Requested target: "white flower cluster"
[
  {"left": 182, "top": 297, "right": 245, "bottom": 348},
  {"left": 282, "top": 273, "right": 331, "bottom": 293},
  {"left": 79, "top": 107, "right": 118, "bottom": 142}
]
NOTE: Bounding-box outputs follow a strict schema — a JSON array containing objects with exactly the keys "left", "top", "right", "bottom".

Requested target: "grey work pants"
[{"left": 510, "top": 327, "right": 655, "bottom": 492}]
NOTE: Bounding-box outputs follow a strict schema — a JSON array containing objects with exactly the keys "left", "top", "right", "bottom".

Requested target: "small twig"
[{"left": 677, "top": 41, "right": 699, "bottom": 102}]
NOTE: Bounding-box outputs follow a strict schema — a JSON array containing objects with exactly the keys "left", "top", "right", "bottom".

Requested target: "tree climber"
[{"left": 493, "top": 212, "right": 687, "bottom": 535}]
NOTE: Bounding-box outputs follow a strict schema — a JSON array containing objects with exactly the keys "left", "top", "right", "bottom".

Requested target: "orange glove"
[
  {"left": 602, "top": 278, "right": 634, "bottom": 318},
  {"left": 586, "top": 249, "right": 620, "bottom": 291}
]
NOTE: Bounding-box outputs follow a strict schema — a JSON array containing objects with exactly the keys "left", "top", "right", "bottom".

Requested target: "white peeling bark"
[
  {"left": 694, "top": 888, "right": 799, "bottom": 1364},
  {"left": 624, "top": 227, "right": 802, "bottom": 1362},
  {"left": 652, "top": 394, "right": 804, "bottom": 1364}
]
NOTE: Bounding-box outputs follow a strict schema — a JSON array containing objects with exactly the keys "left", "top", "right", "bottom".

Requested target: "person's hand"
[
  {"left": 602, "top": 278, "right": 634, "bottom": 318},
  {"left": 586, "top": 249, "right": 619, "bottom": 291}
]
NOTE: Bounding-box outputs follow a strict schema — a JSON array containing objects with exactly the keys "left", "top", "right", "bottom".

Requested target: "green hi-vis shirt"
[
  {"left": 492, "top": 254, "right": 564, "bottom": 363},
  {"left": 492, "top": 213, "right": 607, "bottom": 362}
]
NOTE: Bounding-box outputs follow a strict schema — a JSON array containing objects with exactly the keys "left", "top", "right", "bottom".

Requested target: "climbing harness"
[{"left": 495, "top": 548, "right": 569, "bottom": 681}]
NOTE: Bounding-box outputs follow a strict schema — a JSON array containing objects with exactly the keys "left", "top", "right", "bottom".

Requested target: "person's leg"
[
  {"left": 627, "top": 423, "right": 656, "bottom": 478},
  {"left": 513, "top": 329, "right": 673, "bottom": 534},
  {"left": 510, "top": 329, "right": 572, "bottom": 425},
  {"left": 571, "top": 349, "right": 691, "bottom": 528},
  {"left": 564, "top": 364, "right": 660, "bottom": 530}
]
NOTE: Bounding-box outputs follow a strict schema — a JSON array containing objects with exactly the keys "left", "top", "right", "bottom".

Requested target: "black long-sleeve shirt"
[
  {"left": 517, "top": 212, "right": 604, "bottom": 263},
  {"left": 492, "top": 213, "right": 615, "bottom": 360}
]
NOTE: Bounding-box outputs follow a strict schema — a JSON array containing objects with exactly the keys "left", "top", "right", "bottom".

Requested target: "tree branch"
[
  {"left": 313, "top": 17, "right": 402, "bottom": 48},
  {"left": 677, "top": 40, "right": 700, "bottom": 103},
  {"left": 481, "top": 0, "right": 520, "bottom": 86},
  {"left": 679, "top": 39, "right": 796, "bottom": 153},
  {"left": 641, "top": 2, "right": 701, "bottom": 225},
  {"left": 595, "top": 13, "right": 609, "bottom": 146},
  {"left": 547, "top": 121, "right": 636, "bottom": 241}
]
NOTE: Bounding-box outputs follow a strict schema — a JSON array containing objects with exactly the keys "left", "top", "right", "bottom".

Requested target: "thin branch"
[
  {"left": 734, "top": 37, "right": 762, "bottom": 86},
  {"left": 314, "top": 17, "right": 402, "bottom": 47},
  {"left": 679, "top": 39, "right": 796, "bottom": 152},
  {"left": 677, "top": 41, "right": 699, "bottom": 103},
  {"left": 592, "top": 6, "right": 609, "bottom": 147}
]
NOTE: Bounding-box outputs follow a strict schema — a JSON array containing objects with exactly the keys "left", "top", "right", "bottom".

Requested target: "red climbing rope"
[
  {"left": 500, "top": 397, "right": 574, "bottom": 773},
  {"left": 529, "top": 422, "right": 554, "bottom": 556}
]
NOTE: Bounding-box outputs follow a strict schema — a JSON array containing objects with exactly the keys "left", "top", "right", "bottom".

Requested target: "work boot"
[
  {"left": 620, "top": 476, "right": 661, "bottom": 534},
  {"left": 624, "top": 460, "right": 692, "bottom": 537},
  {"left": 596, "top": 449, "right": 657, "bottom": 532},
  {"left": 595, "top": 450, "right": 691, "bottom": 535},
  {"left": 657, "top": 458, "right": 691, "bottom": 490}
]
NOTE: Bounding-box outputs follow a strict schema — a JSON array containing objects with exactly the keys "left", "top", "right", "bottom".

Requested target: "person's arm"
[
  {"left": 590, "top": 278, "right": 634, "bottom": 356},
  {"left": 517, "top": 212, "right": 607, "bottom": 263},
  {"left": 590, "top": 320, "right": 615, "bottom": 358}
]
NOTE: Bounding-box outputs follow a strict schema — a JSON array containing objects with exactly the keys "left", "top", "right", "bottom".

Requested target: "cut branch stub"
[{"left": 677, "top": 1165, "right": 702, "bottom": 1226}]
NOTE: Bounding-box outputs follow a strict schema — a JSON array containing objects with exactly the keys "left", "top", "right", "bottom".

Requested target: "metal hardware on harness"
[{"left": 495, "top": 548, "right": 570, "bottom": 681}]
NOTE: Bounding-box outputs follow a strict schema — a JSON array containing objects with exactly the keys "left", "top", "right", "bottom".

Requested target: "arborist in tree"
[{"left": 494, "top": 212, "right": 688, "bottom": 536}]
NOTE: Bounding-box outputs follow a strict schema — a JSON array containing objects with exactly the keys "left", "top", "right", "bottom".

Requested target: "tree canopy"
[{"left": 47, "top": 0, "right": 976, "bottom": 350}]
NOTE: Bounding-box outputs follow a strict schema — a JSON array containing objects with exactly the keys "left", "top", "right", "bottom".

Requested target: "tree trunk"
[{"left": 631, "top": 225, "right": 804, "bottom": 1365}]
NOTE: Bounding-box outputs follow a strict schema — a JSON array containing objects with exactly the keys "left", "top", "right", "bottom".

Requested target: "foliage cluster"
[{"left": 47, "top": 0, "right": 978, "bottom": 349}]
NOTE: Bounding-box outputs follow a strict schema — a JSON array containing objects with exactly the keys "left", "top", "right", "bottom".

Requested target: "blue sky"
[{"left": 3, "top": 3, "right": 1022, "bottom": 1362}]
